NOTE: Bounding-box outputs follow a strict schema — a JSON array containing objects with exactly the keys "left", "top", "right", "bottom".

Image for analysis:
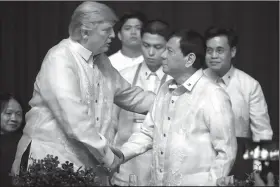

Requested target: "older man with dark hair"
[
  {"left": 110, "top": 29, "right": 237, "bottom": 186},
  {"left": 11, "top": 1, "right": 155, "bottom": 181}
]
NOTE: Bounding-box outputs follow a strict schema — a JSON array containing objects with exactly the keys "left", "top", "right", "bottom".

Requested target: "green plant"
[{"left": 13, "top": 154, "right": 105, "bottom": 186}]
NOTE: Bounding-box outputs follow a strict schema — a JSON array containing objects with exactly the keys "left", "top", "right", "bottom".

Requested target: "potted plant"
[{"left": 13, "top": 154, "right": 106, "bottom": 186}]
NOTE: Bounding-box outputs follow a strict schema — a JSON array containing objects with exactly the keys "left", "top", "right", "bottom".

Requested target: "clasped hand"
[{"left": 107, "top": 147, "right": 124, "bottom": 175}]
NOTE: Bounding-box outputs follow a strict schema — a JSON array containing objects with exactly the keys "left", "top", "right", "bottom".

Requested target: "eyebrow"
[
  {"left": 167, "top": 46, "right": 173, "bottom": 50},
  {"left": 123, "top": 24, "right": 141, "bottom": 27},
  {"left": 5, "top": 108, "right": 22, "bottom": 112}
]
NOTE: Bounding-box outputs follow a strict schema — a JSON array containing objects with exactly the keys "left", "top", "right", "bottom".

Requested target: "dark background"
[{"left": 1, "top": 1, "right": 279, "bottom": 141}]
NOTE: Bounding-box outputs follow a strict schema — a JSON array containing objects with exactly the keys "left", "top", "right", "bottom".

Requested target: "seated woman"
[{"left": 0, "top": 93, "right": 24, "bottom": 187}]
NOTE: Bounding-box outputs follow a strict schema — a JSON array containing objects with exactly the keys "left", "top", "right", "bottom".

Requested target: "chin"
[
  {"left": 209, "top": 65, "right": 221, "bottom": 71},
  {"left": 98, "top": 47, "right": 109, "bottom": 54},
  {"left": 162, "top": 67, "right": 168, "bottom": 74}
]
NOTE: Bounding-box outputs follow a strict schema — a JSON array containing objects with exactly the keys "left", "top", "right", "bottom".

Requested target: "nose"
[
  {"left": 161, "top": 49, "right": 167, "bottom": 59},
  {"left": 109, "top": 28, "right": 115, "bottom": 39},
  {"left": 148, "top": 48, "right": 155, "bottom": 56},
  {"left": 10, "top": 113, "right": 17, "bottom": 122},
  {"left": 211, "top": 51, "right": 218, "bottom": 58},
  {"left": 131, "top": 27, "right": 137, "bottom": 35}
]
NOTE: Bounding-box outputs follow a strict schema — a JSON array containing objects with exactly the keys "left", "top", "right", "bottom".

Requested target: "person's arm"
[
  {"left": 110, "top": 63, "right": 155, "bottom": 114},
  {"left": 106, "top": 104, "right": 121, "bottom": 146},
  {"left": 38, "top": 53, "right": 115, "bottom": 167},
  {"left": 207, "top": 88, "right": 237, "bottom": 185},
  {"left": 249, "top": 81, "right": 273, "bottom": 141},
  {"left": 120, "top": 110, "right": 155, "bottom": 162}
]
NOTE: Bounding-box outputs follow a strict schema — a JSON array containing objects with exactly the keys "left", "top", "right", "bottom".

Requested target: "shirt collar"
[
  {"left": 142, "top": 61, "right": 165, "bottom": 80},
  {"left": 69, "top": 38, "right": 93, "bottom": 63},
  {"left": 203, "top": 66, "right": 235, "bottom": 86},
  {"left": 119, "top": 50, "right": 143, "bottom": 62},
  {"left": 181, "top": 68, "right": 204, "bottom": 91},
  {"left": 221, "top": 65, "right": 234, "bottom": 86}
]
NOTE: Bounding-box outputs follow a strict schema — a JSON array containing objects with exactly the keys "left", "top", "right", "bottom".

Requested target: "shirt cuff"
[
  {"left": 121, "top": 147, "right": 135, "bottom": 162},
  {"left": 253, "top": 132, "right": 273, "bottom": 142}
]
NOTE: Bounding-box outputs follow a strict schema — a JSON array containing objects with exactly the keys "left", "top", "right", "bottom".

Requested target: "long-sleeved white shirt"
[
  {"left": 109, "top": 62, "right": 172, "bottom": 186},
  {"left": 203, "top": 66, "right": 273, "bottom": 141},
  {"left": 12, "top": 38, "right": 155, "bottom": 176},
  {"left": 121, "top": 69, "right": 237, "bottom": 186}
]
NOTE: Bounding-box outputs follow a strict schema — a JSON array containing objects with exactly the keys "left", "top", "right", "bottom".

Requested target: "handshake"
[{"left": 106, "top": 147, "right": 125, "bottom": 175}]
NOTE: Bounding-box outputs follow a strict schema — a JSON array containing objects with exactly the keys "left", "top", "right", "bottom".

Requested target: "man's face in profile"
[{"left": 86, "top": 21, "right": 116, "bottom": 55}]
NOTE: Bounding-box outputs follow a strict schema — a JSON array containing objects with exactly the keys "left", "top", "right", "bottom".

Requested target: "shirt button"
[
  {"left": 96, "top": 117, "right": 99, "bottom": 121},
  {"left": 163, "top": 133, "right": 166, "bottom": 137},
  {"left": 168, "top": 117, "right": 170, "bottom": 120}
]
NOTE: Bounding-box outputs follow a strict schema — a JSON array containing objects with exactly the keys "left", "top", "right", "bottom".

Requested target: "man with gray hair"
[{"left": 11, "top": 1, "right": 155, "bottom": 181}]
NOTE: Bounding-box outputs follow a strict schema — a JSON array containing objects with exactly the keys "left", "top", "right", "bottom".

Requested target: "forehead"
[
  {"left": 97, "top": 21, "right": 115, "bottom": 29},
  {"left": 4, "top": 99, "right": 22, "bottom": 112},
  {"left": 206, "top": 35, "right": 230, "bottom": 48},
  {"left": 142, "top": 33, "right": 166, "bottom": 45},
  {"left": 167, "top": 36, "right": 181, "bottom": 50},
  {"left": 123, "top": 18, "right": 142, "bottom": 26}
]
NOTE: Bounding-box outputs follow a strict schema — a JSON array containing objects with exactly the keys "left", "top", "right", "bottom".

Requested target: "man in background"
[
  {"left": 109, "top": 20, "right": 172, "bottom": 186},
  {"left": 203, "top": 26, "right": 273, "bottom": 179},
  {"left": 109, "top": 11, "right": 147, "bottom": 71}
]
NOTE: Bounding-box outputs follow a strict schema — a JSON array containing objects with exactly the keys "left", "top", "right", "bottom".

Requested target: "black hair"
[
  {"left": 115, "top": 11, "right": 147, "bottom": 33},
  {"left": 141, "top": 19, "right": 170, "bottom": 41},
  {"left": 204, "top": 26, "right": 238, "bottom": 48},
  {"left": 170, "top": 29, "right": 205, "bottom": 69}
]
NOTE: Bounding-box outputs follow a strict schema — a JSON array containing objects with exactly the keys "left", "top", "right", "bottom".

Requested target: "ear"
[
  {"left": 231, "top": 47, "right": 237, "bottom": 58},
  {"left": 81, "top": 28, "right": 89, "bottom": 41},
  {"left": 184, "top": 53, "right": 196, "bottom": 68}
]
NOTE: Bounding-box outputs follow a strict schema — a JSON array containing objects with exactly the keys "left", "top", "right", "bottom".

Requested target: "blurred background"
[{"left": 0, "top": 1, "right": 279, "bottom": 141}]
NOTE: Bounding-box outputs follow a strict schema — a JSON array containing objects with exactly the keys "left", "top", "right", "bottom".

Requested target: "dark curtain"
[{"left": 1, "top": 1, "right": 279, "bottom": 140}]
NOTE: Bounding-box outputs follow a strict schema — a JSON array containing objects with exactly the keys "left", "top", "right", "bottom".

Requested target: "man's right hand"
[
  {"left": 108, "top": 147, "right": 124, "bottom": 173},
  {"left": 107, "top": 147, "right": 125, "bottom": 185}
]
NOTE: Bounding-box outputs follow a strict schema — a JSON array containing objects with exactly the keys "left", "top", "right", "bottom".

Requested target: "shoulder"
[
  {"left": 40, "top": 39, "right": 78, "bottom": 75},
  {"left": 233, "top": 68, "right": 261, "bottom": 91},
  {"left": 234, "top": 68, "right": 258, "bottom": 83},
  {"left": 120, "top": 63, "right": 140, "bottom": 82},
  {"left": 200, "top": 75, "right": 230, "bottom": 100},
  {"left": 44, "top": 39, "right": 73, "bottom": 65},
  {"left": 108, "top": 50, "right": 121, "bottom": 62}
]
